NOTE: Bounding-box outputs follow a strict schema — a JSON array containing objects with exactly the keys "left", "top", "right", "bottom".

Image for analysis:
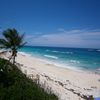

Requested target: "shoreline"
[
  {"left": 19, "top": 51, "right": 100, "bottom": 75},
  {"left": 1, "top": 51, "right": 100, "bottom": 100},
  {"left": 17, "top": 52, "right": 100, "bottom": 99}
]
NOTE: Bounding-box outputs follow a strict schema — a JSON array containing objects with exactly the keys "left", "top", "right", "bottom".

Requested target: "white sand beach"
[{"left": 1, "top": 52, "right": 100, "bottom": 100}]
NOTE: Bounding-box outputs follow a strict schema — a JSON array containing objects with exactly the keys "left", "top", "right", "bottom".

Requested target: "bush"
[{"left": 0, "top": 58, "right": 58, "bottom": 100}]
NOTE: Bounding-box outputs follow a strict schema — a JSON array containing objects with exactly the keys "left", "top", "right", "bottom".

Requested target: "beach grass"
[{"left": 0, "top": 58, "right": 58, "bottom": 100}]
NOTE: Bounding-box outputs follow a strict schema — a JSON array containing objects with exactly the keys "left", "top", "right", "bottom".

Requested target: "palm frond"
[
  {"left": 0, "top": 39, "right": 12, "bottom": 49},
  {"left": 0, "top": 28, "right": 26, "bottom": 64}
]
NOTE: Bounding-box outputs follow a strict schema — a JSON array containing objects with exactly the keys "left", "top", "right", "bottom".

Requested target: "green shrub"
[{"left": 0, "top": 58, "right": 58, "bottom": 100}]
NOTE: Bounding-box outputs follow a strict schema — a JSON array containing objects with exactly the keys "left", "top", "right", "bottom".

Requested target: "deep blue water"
[{"left": 19, "top": 46, "right": 100, "bottom": 72}]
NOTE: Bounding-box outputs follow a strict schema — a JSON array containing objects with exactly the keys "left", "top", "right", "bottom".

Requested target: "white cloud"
[{"left": 25, "top": 29, "right": 100, "bottom": 48}]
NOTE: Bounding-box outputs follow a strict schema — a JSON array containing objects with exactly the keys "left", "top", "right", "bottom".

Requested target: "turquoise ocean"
[{"left": 19, "top": 46, "right": 100, "bottom": 73}]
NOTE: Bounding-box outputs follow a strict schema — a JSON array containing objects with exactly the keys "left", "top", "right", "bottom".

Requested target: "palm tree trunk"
[
  {"left": 13, "top": 55, "right": 16, "bottom": 64},
  {"left": 12, "top": 50, "right": 17, "bottom": 64}
]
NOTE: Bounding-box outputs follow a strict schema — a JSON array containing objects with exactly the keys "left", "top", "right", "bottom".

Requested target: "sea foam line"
[
  {"left": 51, "top": 50, "right": 73, "bottom": 54},
  {"left": 44, "top": 55, "right": 58, "bottom": 59},
  {"left": 18, "top": 52, "right": 32, "bottom": 57},
  {"left": 70, "top": 60, "right": 80, "bottom": 64},
  {"left": 18, "top": 51, "right": 85, "bottom": 72},
  {"left": 46, "top": 50, "right": 73, "bottom": 54}
]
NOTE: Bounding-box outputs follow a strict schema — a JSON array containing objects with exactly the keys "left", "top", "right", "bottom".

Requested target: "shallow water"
[{"left": 19, "top": 46, "right": 100, "bottom": 72}]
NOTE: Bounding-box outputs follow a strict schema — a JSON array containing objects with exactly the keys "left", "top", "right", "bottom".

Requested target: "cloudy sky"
[{"left": 0, "top": 0, "right": 100, "bottom": 48}]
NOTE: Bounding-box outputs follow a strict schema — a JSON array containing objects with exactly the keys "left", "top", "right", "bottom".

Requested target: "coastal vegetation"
[
  {"left": 0, "top": 28, "right": 26, "bottom": 64},
  {"left": 0, "top": 58, "right": 58, "bottom": 100},
  {"left": 0, "top": 28, "right": 58, "bottom": 100}
]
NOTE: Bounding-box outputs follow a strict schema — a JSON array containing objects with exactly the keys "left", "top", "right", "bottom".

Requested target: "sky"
[{"left": 0, "top": 0, "right": 100, "bottom": 48}]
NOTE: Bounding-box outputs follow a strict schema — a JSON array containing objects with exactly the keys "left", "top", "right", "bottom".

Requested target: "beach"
[
  {"left": 0, "top": 50, "right": 99, "bottom": 100},
  {"left": 2, "top": 51, "right": 99, "bottom": 100}
]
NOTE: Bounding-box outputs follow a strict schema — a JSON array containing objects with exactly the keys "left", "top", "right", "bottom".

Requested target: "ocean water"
[{"left": 19, "top": 46, "right": 100, "bottom": 73}]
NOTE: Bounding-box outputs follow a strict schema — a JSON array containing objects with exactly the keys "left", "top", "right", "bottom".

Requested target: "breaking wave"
[
  {"left": 44, "top": 55, "right": 58, "bottom": 59},
  {"left": 51, "top": 50, "right": 73, "bottom": 54},
  {"left": 70, "top": 60, "right": 80, "bottom": 64}
]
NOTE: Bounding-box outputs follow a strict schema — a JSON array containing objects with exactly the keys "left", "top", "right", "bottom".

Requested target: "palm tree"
[{"left": 0, "top": 28, "right": 26, "bottom": 64}]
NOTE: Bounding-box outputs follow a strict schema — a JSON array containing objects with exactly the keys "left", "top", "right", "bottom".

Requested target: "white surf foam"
[
  {"left": 18, "top": 52, "right": 32, "bottom": 57},
  {"left": 18, "top": 51, "right": 85, "bottom": 72},
  {"left": 61, "top": 51, "right": 73, "bottom": 54},
  {"left": 52, "top": 51, "right": 59, "bottom": 53},
  {"left": 70, "top": 60, "right": 80, "bottom": 64},
  {"left": 44, "top": 55, "right": 58, "bottom": 59},
  {"left": 40, "top": 58, "right": 83, "bottom": 72}
]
